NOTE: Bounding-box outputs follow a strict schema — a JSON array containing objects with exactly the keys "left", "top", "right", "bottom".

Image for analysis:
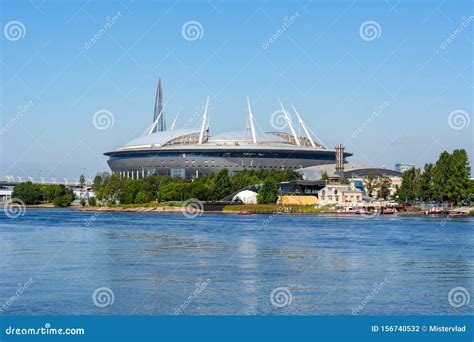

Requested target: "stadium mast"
[
  {"left": 198, "top": 97, "right": 209, "bottom": 144},
  {"left": 279, "top": 100, "right": 301, "bottom": 146},
  {"left": 291, "top": 104, "right": 315, "bottom": 147},
  {"left": 247, "top": 97, "right": 257, "bottom": 144},
  {"left": 171, "top": 109, "right": 180, "bottom": 130}
]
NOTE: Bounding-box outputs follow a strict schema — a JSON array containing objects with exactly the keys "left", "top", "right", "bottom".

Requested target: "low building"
[
  {"left": 395, "top": 162, "right": 414, "bottom": 173},
  {"left": 318, "top": 184, "right": 363, "bottom": 206},
  {"left": 280, "top": 195, "right": 318, "bottom": 206},
  {"left": 298, "top": 163, "right": 402, "bottom": 180},
  {"left": 232, "top": 190, "right": 257, "bottom": 204},
  {"left": 278, "top": 180, "right": 326, "bottom": 196}
]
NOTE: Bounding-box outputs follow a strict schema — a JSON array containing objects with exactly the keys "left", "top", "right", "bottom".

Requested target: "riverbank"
[{"left": 76, "top": 204, "right": 474, "bottom": 216}]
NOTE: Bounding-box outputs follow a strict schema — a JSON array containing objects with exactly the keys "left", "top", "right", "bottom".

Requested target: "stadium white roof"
[{"left": 122, "top": 128, "right": 198, "bottom": 149}]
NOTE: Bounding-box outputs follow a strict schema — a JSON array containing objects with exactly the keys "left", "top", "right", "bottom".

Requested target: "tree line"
[
  {"left": 395, "top": 149, "right": 472, "bottom": 203},
  {"left": 92, "top": 169, "right": 299, "bottom": 205},
  {"left": 12, "top": 182, "right": 76, "bottom": 207}
]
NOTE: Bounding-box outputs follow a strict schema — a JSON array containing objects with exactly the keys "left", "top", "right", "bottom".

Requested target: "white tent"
[{"left": 232, "top": 190, "right": 258, "bottom": 204}]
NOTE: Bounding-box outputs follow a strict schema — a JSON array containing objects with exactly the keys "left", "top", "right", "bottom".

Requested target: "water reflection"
[{"left": 0, "top": 209, "right": 472, "bottom": 315}]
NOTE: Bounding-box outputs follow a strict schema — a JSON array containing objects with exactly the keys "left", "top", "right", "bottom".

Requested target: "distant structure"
[
  {"left": 104, "top": 79, "right": 352, "bottom": 179},
  {"left": 152, "top": 77, "right": 165, "bottom": 133},
  {"left": 395, "top": 162, "right": 414, "bottom": 173},
  {"left": 335, "top": 144, "right": 345, "bottom": 173}
]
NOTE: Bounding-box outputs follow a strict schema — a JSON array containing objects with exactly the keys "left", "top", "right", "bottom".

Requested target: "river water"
[{"left": 0, "top": 208, "right": 472, "bottom": 315}]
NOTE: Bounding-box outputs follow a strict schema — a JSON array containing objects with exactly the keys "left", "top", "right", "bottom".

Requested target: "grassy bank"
[
  {"left": 222, "top": 204, "right": 335, "bottom": 214},
  {"left": 89, "top": 202, "right": 182, "bottom": 208}
]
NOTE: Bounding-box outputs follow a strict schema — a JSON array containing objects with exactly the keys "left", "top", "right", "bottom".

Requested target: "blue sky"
[{"left": 1, "top": 0, "right": 472, "bottom": 180}]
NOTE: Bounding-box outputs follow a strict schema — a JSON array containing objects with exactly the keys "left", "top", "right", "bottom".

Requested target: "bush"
[
  {"left": 135, "top": 190, "right": 153, "bottom": 204},
  {"left": 88, "top": 197, "right": 97, "bottom": 206},
  {"left": 53, "top": 194, "right": 74, "bottom": 207},
  {"left": 257, "top": 177, "right": 279, "bottom": 204},
  {"left": 11, "top": 181, "right": 43, "bottom": 204}
]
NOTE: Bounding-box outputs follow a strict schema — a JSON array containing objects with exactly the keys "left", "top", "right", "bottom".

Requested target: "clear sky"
[{"left": 1, "top": 0, "right": 472, "bottom": 180}]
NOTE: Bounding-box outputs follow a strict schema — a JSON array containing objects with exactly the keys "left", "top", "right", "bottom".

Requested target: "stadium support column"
[{"left": 335, "top": 144, "right": 345, "bottom": 173}]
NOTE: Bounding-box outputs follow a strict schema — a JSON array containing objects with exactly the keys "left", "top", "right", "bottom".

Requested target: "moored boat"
[
  {"left": 424, "top": 207, "right": 445, "bottom": 215},
  {"left": 238, "top": 210, "right": 255, "bottom": 215}
]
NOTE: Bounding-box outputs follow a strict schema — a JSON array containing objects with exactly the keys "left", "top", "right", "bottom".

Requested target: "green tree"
[
  {"left": 11, "top": 181, "right": 43, "bottom": 204},
  {"left": 364, "top": 171, "right": 376, "bottom": 197},
  {"left": 395, "top": 167, "right": 421, "bottom": 202},
  {"left": 92, "top": 175, "right": 103, "bottom": 192},
  {"left": 395, "top": 149, "right": 471, "bottom": 204},
  {"left": 432, "top": 151, "right": 452, "bottom": 201},
  {"left": 53, "top": 194, "right": 74, "bottom": 207},
  {"left": 321, "top": 171, "right": 330, "bottom": 182},
  {"left": 449, "top": 149, "right": 471, "bottom": 202},
  {"left": 376, "top": 176, "right": 392, "bottom": 200},
  {"left": 96, "top": 174, "right": 125, "bottom": 204},
  {"left": 419, "top": 163, "right": 434, "bottom": 201},
  {"left": 135, "top": 190, "right": 153, "bottom": 204},
  {"left": 257, "top": 177, "right": 279, "bottom": 204},
  {"left": 214, "top": 168, "right": 232, "bottom": 200}
]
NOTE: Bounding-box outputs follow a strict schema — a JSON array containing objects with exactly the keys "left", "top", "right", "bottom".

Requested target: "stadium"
[{"left": 104, "top": 79, "right": 352, "bottom": 179}]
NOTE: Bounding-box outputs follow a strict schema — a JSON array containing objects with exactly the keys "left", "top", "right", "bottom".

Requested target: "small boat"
[
  {"left": 238, "top": 210, "right": 255, "bottom": 215},
  {"left": 354, "top": 208, "right": 372, "bottom": 215},
  {"left": 381, "top": 208, "right": 397, "bottom": 215},
  {"left": 425, "top": 207, "right": 445, "bottom": 215}
]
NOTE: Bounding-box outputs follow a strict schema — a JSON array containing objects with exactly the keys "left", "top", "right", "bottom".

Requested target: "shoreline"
[
  {"left": 73, "top": 206, "right": 470, "bottom": 217},
  {"left": 20, "top": 204, "right": 473, "bottom": 217}
]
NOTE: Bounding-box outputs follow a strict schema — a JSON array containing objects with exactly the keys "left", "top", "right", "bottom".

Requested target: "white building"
[
  {"left": 232, "top": 190, "right": 258, "bottom": 204},
  {"left": 318, "top": 184, "right": 363, "bottom": 206}
]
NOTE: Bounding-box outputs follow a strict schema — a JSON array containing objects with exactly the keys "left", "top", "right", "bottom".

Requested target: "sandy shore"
[{"left": 78, "top": 206, "right": 184, "bottom": 213}]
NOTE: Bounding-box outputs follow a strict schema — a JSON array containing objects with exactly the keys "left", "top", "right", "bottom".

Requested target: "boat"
[
  {"left": 238, "top": 210, "right": 255, "bottom": 215},
  {"left": 381, "top": 208, "right": 397, "bottom": 215},
  {"left": 424, "top": 207, "right": 445, "bottom": 215}
]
